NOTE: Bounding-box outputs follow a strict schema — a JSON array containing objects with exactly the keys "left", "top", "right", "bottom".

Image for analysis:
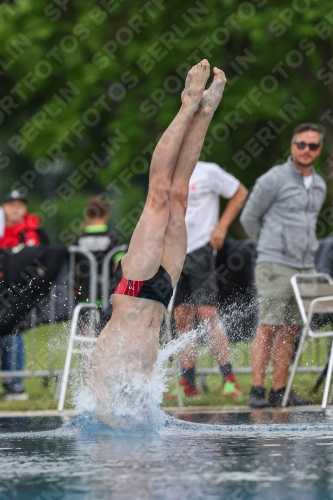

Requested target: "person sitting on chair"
[
  {"left": 75, "top": 195, "right": 124, "bottom": 334},
  {"left": 75, "top": 195, "right": 124, "bottom": 302}
]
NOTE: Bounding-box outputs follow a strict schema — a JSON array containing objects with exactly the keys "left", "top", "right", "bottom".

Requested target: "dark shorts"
[{"left": 173, "top": 244, "right": 218, "bottom": 307}]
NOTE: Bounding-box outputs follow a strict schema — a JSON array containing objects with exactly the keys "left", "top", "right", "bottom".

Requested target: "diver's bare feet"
[
  {"left": 199, "top": 67, "right": 226, "bottom": 115},
  {"left": 181, "top": 59, "right": 210, "bottom": 114}
]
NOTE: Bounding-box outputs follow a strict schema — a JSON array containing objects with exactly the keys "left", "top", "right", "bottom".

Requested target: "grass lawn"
[
  {"left": 0, "top": 322, "right": 74, "bottom": 412},
  {"left": 0, "top": 323, "right": 329, "bottom": 411}
]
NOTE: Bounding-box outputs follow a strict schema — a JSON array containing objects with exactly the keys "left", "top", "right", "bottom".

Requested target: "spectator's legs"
[
  {"left": 251, "top": 324, "right": 275, "bottom": 387},
  {"left": 174, "top": 304, "right": 198, "bottom": 370},
  {"left": 198, "top": 305, "right": 240, "bottom": 397},
  {"left": 271, "top": 324, "right": 300, "bottom": 391},
  {"left": 197, "top": 306, "right": 231, "bottom": 365},
  {"left": 250, "top": 323, "right": 308, "bottom": 407},
  {"left": 175, "top": 303, "right": 239, "bottom": 396},
  {"left": 2, "top": 333, "right": 25, "bottom": 393}
]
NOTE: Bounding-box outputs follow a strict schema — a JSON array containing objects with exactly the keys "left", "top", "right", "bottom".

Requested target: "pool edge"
[{"left": 0, "top": 405, "right": 330, "bottom": 417}]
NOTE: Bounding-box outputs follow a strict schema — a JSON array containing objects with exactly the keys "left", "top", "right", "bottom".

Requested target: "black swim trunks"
[
  {"left": 173, "top": 243, "right": 218, "bottom": 307},
  {"left": 110, "top": 260, "right": 173, "bottom": 308}
]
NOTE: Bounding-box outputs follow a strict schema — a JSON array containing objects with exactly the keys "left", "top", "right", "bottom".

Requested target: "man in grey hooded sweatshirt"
[{"left": 240, "top": 123, "right": 326, "bottom": 408}]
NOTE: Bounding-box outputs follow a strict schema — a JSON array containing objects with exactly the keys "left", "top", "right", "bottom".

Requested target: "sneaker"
[
  {"left": 0, "top": 385, "right": 29, "bottom": 401},
  {"left": 0, "top": 389, "right": 29, "bottom": 401},
  {"left": 248, "top": 386, "right": 270, "bottom": 408},
  {"left": 223, "top": 375, "right": 241, "bottom": 398},
  {"left": 179, "top": 378, "right": 200, "bottom": 397},
  {"left": 268, "top": 387, "right": 311, "bottom": 407},
  {"left": 5, "top": 391, "right": 28, "bottom": 401}
]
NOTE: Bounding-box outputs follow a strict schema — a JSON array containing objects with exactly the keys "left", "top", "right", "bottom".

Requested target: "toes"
[
  {"left": 187, "top": 60, "right": 210, "bottom": 79},
  {"left": 214, "top": 67, "right": 225, "bottom": 76},
  {"left": 200, "top": 59, "right": 210, "bottom": 72},
  {"left": 213, "top": 67, "right": 226, "bottom": 83}
]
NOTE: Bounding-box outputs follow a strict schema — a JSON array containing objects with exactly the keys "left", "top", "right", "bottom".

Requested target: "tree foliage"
[{"left": 1, "top": 0, "right": 333, "bottom": 242}]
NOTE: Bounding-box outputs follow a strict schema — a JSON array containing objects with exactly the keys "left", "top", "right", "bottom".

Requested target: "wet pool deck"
[{"left": 0, "top": 405, "right": 330, "bottom": 417}]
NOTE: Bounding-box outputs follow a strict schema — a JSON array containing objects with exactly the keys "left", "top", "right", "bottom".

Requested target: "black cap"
[{"left": 3, "top": 190, "right": 27, "bottom": 204}]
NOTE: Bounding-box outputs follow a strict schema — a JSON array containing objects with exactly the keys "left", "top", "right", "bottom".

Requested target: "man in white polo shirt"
[{"left": 173, "top": 160, "right": 248, "bottom": 398}]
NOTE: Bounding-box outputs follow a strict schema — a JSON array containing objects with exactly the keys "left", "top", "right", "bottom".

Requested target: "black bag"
[
  {"left": 215, "top": 238, "right": 258, "bottom": 342},
  {"left": 0, "top": 245, "right": 68, "bottom": 335}
]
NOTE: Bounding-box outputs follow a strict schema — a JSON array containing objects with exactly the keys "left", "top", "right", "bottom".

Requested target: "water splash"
[{"left": 72, "top": 329, "right": 198, "bottom": 432}]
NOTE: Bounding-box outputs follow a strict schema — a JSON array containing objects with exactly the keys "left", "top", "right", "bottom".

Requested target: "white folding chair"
[
  {"left": 282, "top": 273, "right": 333, "bottom": 409},
  {"left": 58, "top": 303, "right": 98, "bottom": 412},
  {"left": 58, "top": 245, "right": 128, "bottom": 411}
]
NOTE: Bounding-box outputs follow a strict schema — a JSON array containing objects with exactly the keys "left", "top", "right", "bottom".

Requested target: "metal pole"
[
  {"left": 58, "top": 303, "right": 97, "bottom": 412},
  {"left": 282, "top": 325, "right": 308, "bottom": 407},
  {"left": 57, "top": 306, "right": 81, "bottom": 412},
  {"left": 68, "top": 250, "right": 75, "bottom": 318},
  {"left": 163, "top": 309, "right": 183, "bottom": 407},
  {"left": 30, "top": 307, "right": 37, "bottom": 375},
  {"left": 101, "top": 244, "right": 128, "bottom": 309},
  {"left": 322, "top": 340, "right": 333, "bottom": 409},
  {"left": 49, "top": 284, "right": 57, "bottom": 374},
  {"left": 68, "top": 245, "right": 99, "bottom": 304}
]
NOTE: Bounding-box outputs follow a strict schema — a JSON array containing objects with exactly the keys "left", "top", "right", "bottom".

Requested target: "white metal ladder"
[{"left": 58, "top": 303, "right": 98, "bottom": 412}]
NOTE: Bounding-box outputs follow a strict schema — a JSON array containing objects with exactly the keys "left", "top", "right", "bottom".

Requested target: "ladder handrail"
[
  {"left": 68, "top": 246, "right": 98, "bottom": 316},
  {"left": 101, "top": 244, "right": 128, "bottom": 309}
]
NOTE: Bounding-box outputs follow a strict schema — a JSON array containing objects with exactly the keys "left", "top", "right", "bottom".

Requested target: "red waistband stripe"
[{"left": 113, "top": 277, "right": 144, "bottom": 297}]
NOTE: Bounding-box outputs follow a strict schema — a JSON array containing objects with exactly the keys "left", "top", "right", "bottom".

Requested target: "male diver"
[{"left": 91, "top": 60, "right": 226, "bottom": 408}]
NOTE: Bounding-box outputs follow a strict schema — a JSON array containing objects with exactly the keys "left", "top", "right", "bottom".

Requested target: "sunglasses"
[{"left": 293, "top": 141, "right": 321, "bottom": 151}]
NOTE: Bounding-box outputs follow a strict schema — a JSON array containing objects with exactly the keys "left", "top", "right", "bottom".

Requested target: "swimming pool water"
[{"left": 0, "top": 410, "right": 333, "bottom": 500}]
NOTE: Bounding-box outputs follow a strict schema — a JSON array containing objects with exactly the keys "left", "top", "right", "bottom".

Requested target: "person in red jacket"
[
  {"left": 0, "top": 191, "right": 48, "bottom": 248},
  {"left": 0, "top": 190, "right": 49, "bottom": 400}
]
